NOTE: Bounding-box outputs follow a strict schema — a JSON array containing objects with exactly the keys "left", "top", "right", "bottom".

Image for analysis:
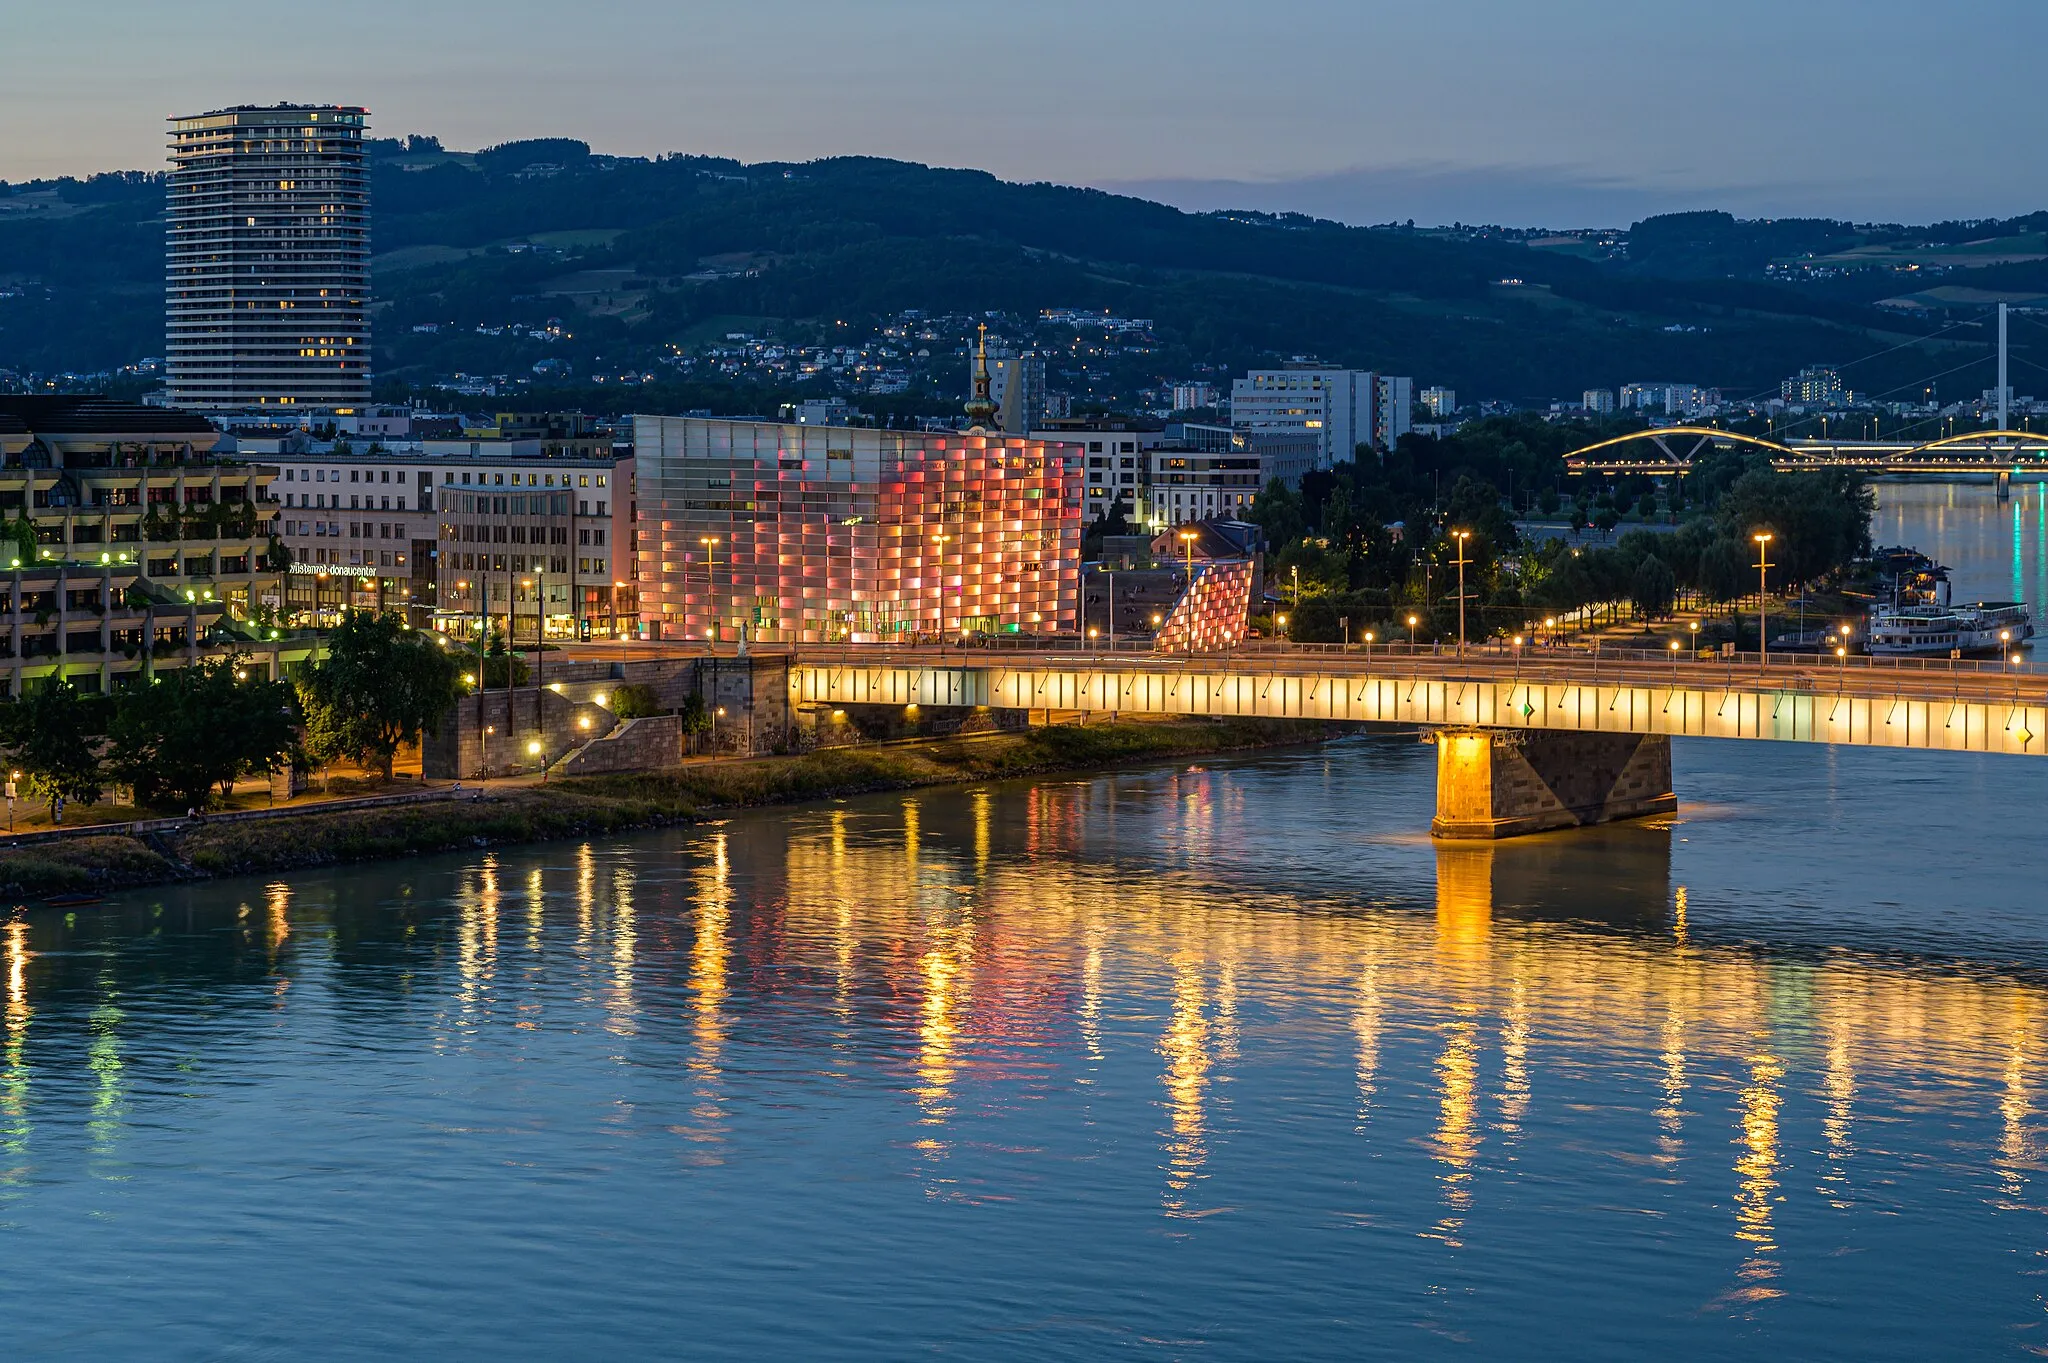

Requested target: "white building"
[
  {"left": 1230, "top": 365, "right": 1412, "bottom": 465},
  {"left": 1419, "top": 386, "right": 1456, "bottom": 418},
  {"left": 985, "top": 353, "right": 1046, "bottom": 434},
  {"left": 1619, "top": 382, "right": 1717, "bottom": 416},
  {"left": 1039, "top": 420, "right": 1166, "bottom": 525},
  {"left": 1147, "top": 424, "right": 1320, "bottom": 526},
  {"left": 1375, "top": 375, "right": 1414, "bottom": 448},
  {"left": 1171, "top": 382, "right": 1219, "bottom": 412},
  {"left": 1583, "top": 389, "right": 1616, "bottom": 415}
]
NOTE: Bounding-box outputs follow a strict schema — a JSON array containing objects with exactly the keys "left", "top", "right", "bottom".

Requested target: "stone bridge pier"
[{"left": 1430, "top": 728, "right": 1676, "bottom": 840}]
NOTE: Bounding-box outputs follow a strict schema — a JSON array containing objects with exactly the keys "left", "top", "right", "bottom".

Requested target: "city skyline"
[{"left": 4, "top": 0, "right": 2046, "bottom": 226}]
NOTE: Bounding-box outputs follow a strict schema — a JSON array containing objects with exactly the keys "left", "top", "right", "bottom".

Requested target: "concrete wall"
[
  {"left": 423, "top": 687, "right": 619, "bottom": 779},
  {"left": 555, "top": 715, "right": 683, "bottom": 775}
]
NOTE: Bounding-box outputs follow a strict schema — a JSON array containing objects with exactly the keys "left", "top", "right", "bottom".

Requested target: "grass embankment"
[{"left": 0, "top": 718, "right": 1333, "bottom": 900}]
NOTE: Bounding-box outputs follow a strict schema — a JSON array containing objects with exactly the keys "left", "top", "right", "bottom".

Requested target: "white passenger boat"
[{"left": 1865, "top": 601, "right": 2033, "bottom": 657}]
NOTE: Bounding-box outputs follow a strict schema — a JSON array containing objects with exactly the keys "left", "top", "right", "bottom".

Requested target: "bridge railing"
[{"left": 781, "top": 636, "right": 2037, "bottom": 682}]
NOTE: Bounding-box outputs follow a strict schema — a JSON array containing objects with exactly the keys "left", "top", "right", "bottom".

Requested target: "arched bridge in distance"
[
  {"left": 782, "top": 643, "right": 2048, "bottom": 840},
  {"left": 1562, "top": 426, "right": 2048, "bottom": 476}
]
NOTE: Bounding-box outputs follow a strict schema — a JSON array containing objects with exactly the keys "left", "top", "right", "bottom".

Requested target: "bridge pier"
[{"left": 1431, "top": 729, "right": 1675, "bottom": 840}]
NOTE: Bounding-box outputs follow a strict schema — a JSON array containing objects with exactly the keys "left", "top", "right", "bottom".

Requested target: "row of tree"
[
  {"left": 1227, "top": 416, "right": 1876, "bottom": 643},
  {"left": 0, "top": 611, "right": 461, "bottom": 818}
]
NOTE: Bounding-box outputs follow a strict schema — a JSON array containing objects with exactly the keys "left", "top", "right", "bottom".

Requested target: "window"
[
  {"left": 397, "top": 497, "right": 406, "bottom": 511},
  {"left": 578, "top": 475, "right": 589, "bottom": 487},
  {"left": 315, "top": 470, "right": 325, "bottom": 483},
  {"left": 595, "top": 475, "right": 607, "bottom": 488},
  {"left": 493, "top": 473, "right": 505, "bottom": 486},
  {"left": 350, "top": 470, "right": 359, "bottom": 483},
  {"left": 461, "top": 472, "right": 471, "bottom": 484},
  {"left": 444, "top": 472, "right": 454, "bottom": 484},
  {"left": 595, "top": 501, "right": 607, "bottom": 516},
  {"left": 380, "top": 471, "right": 390, "bottom": 484}
]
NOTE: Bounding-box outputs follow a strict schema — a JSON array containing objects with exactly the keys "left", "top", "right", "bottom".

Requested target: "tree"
[
  {"left": 108, "top": 657, "right": 296, "bottom": 809},
  {"left": 296, "top": 611, "right": 461, "bottom": 779},
  {"left": 610, "top": 683, "right": 661, "bottom": 719},
  {"left": 2, "top": 516, "right": 38, "bottom": 567},
  {"left": 1, "top": 680, "right": 105, "bottom": 819},
  {"left": 1630, "top": 553, "right": 1677, "bottom": 620}
]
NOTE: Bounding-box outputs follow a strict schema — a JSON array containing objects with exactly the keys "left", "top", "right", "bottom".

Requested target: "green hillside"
[{"left": 2, "top": 139, "right": 2040, "bottom": 407}]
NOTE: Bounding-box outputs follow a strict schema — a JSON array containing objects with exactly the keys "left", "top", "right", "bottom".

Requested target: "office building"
[
  {"left": 1781, "top": 366, "right": 1847, "bottom": 407},
  {"left": 166, "top": 104, "right": 372, "bottom": 411},
  {"left": 634, "top": 416, "right": 1081, "bottom": 643},
  {"left": 0, "top": 395, "right": 285, "bottom": 695},
  {"left": 1147, "top": 423, "right": 1320, "bottom": 525},
  {"left": 986, "top": 352, "right": 1046, "bottom": 434},
  {"left": 1039, "top": 418, "right": 1167, "bottom": 525},
  {"left": 268, "top": 449, "right": 635, "bottom": 636},
  {"left": 1620, "top": 382, "right": 1716, "bottom": 416},
  {"left": 1375, "top": 375, "right": 1414, "bottom": 448},
  {"left": 1230, "top": 365, "right": 1413, "bottom": 465}
]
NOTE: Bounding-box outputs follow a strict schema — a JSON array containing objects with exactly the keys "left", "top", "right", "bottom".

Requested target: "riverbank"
[{"left": 0, "top": 718, "right": 1341, "bottom": 901}]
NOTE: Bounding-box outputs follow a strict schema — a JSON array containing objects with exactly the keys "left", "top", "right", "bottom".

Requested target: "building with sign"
[{"left": 266, "top": 449, "right": 634, "bottom": 637}]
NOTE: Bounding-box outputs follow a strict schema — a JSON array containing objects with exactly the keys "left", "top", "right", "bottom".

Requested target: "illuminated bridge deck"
[{"left": 788, "top": 647, "right": 2048, "bottom": 758}]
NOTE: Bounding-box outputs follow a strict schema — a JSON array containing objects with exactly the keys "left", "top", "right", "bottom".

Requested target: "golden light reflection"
[
  {"left": 1431, "top": 1017, "right": 1480, "bottom": 1245},
  {"left": 1159, "top": 957, "right": 1210, "bottom": 1215},
  {"left": 683, "top": 832, "right": 732, "bottom": 1159},
  {"left": 1498, "top": 976, "right": 1530, "bottom": 1139},
  {"left": 972, "top": 790, "right": 992, "bottom": 875},
  {"left": 607, "top": 861, "right": 636, "bottom": 1038},
  {"left": 1732, "top": 1043, "right": 1786, "bottom": 1299},
  {"left": 266, "top": 881, "right": 292, "bottom": 956},
  {"left": 1999, "top": 1023, "right": 2032, "bottom": 1206},
  {"left": 1, "top": 920, "right": 31, "bottom": 1187},
  {"left": 744, "top": 785, "right": 2048, "bottom": 1250}
]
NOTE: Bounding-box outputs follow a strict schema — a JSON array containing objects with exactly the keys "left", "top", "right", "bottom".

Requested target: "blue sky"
[{"left": 5, "top": 0, "right": 2042, "bottom": 226}]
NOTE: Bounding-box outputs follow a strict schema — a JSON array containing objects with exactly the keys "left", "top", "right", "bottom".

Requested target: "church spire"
[{"left": 964, "top": 322, "right": 999, "bottom": 431}]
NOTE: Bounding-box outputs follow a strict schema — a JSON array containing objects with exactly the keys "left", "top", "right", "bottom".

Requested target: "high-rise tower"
[{"left": 166, "top": 104, "right": 371, "bottom": 411}]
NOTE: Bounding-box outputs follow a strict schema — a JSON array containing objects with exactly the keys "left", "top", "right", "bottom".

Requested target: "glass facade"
[{"left": 636, "top": 417, "right": 1081, "bottom": 643}]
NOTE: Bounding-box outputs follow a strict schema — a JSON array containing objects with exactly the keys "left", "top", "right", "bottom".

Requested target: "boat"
[{"left": 1866, "top": 601, "right": 2034, "bottom": 657}]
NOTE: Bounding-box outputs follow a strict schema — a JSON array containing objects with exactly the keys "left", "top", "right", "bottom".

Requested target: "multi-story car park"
[
  {"left": 267, "top": 449, "right": 636, "bottom": 638},
  {"left": 0, "top": 396, "right": 298, "bottom": 695}
]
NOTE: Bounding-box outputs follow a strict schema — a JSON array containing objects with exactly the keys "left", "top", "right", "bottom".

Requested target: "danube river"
[{"left": 3, "top": 482, "right": 2046, "bottom": 1360}]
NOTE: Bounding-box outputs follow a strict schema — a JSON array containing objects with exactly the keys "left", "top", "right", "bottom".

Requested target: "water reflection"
[{"left": 0, "top": 736, "right": 2044, "bottom": 1354}]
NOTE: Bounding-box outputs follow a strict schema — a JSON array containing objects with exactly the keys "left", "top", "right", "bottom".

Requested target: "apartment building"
[
  {"left": 1230, "top": 365, "right": 1414, "bottom": 464},
  {"left": 166, "top": 104, "right": 371, "bottom": 411},
  {"left": 0, "top": 395, "right": 286, "bottom": 694}
]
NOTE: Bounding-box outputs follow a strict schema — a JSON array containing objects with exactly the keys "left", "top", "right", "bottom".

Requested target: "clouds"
[{"left": 3, "top": 0, "right": 2044, "bottom": 225}]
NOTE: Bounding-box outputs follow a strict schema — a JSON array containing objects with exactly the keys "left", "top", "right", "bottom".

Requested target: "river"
[{"left": 2, "top": 481, "right": 2046, "bottom": 1360}]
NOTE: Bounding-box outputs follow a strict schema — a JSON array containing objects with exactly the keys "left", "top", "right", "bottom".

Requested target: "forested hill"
[{"left": 3, "top": 137, "right": 2044, "bottom": 406}]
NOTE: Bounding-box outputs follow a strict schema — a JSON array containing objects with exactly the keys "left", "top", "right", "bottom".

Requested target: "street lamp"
[
  {"left": 1670, "top": 637, "right": 1681, "bottom": 681},
  {"left": 713, "top": 704, "right": 726, "bottom": 756},
  {"left": 1451, "top": 530, "right": 1472, "bottom": 653},
  {"left": 1277, "top": 612, "right": 1289, "bottom": 641},
  {"left": 1364, "top": 629, "right": 1375, "bottom": 660},
  {"left": 1407, "top": 613, "right": 1420, "bottom": 649},
  {"left": 1752, "top": 532, "right": 1774, "bottom": 666},
  {"left": 1543, "top": 615, "right": 1556, "bottom": 647},
  {"left": 528, "top": 738, "right": 546, "bottom": 783},
  {"left": 2001, "top": 628, "right": 2013, "bottom": 673},
  {"left": 1179, "top": 529, "right": 1197, "bottom": 579},
  {"left": 700, "top": 536, "right": 721, "bottom": 642}
]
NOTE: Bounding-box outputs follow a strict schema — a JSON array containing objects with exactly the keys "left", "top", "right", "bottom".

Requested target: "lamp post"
[
  {"left": 1407, "top": 613, "right": 1419, "bottom": 650},
  {"left": 529, "top": 738, "right": 546, "bottom": 783},
  {"left": 1451, "top": 530, "right": 1472, "bottom": 653},
  {"left": 2001, "top": 628, "right": 2013, "bottom": 673},
  {"left": 930, "top": 533, "right": 952, "bottom": 642},
  {"left": 1752, "top": 532, "right": 1774, "bottom": 666},
  {"left": 1544, "top": 615, "right": 1556, "bottom": 647},
  {"left": 700, "top": 535, "right": 721, "bottom": 644},
  {"left": 1106, "top": 567, "right": 1116, "bottom": 652},
  {"left": 1670, "top": 638, "right": 1681, "bottom": 681},
  {"left": 532, "top": 566, "right": 545, "bottom": 731},
  {"left": 1179, "top": 529, "right": 1197, "bottom": 579},
  {"left": 713, "top": 704, "right": 726, "bottom": 757},
  {"left": 1363, "top": 629, "right": 1375, "bottom": 661}
]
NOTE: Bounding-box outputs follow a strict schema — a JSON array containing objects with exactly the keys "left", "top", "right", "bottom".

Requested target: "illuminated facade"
[
  {"left": 635, "top": 416, "right": 1081, "bottom": 642},
  {"left": 1154, "top": 561, "right": 1252, "bottom": 653}
]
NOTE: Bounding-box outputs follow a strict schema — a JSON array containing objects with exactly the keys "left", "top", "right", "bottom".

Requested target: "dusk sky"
[{"left": 7, "top": 0, "right": 2043, "bottom": 226}]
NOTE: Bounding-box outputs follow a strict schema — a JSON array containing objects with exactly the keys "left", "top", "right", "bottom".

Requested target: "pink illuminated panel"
[{"left": 1156, "top": 561, "right": 1251, "bottom": 653}]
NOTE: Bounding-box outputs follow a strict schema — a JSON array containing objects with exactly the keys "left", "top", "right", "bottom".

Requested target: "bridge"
[
  {"left": 1561, "top": 427, "right": 2048, "bottom": 476},
  {"left": 785, "top": 644, "right": 2048, "bottom": 839}
]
